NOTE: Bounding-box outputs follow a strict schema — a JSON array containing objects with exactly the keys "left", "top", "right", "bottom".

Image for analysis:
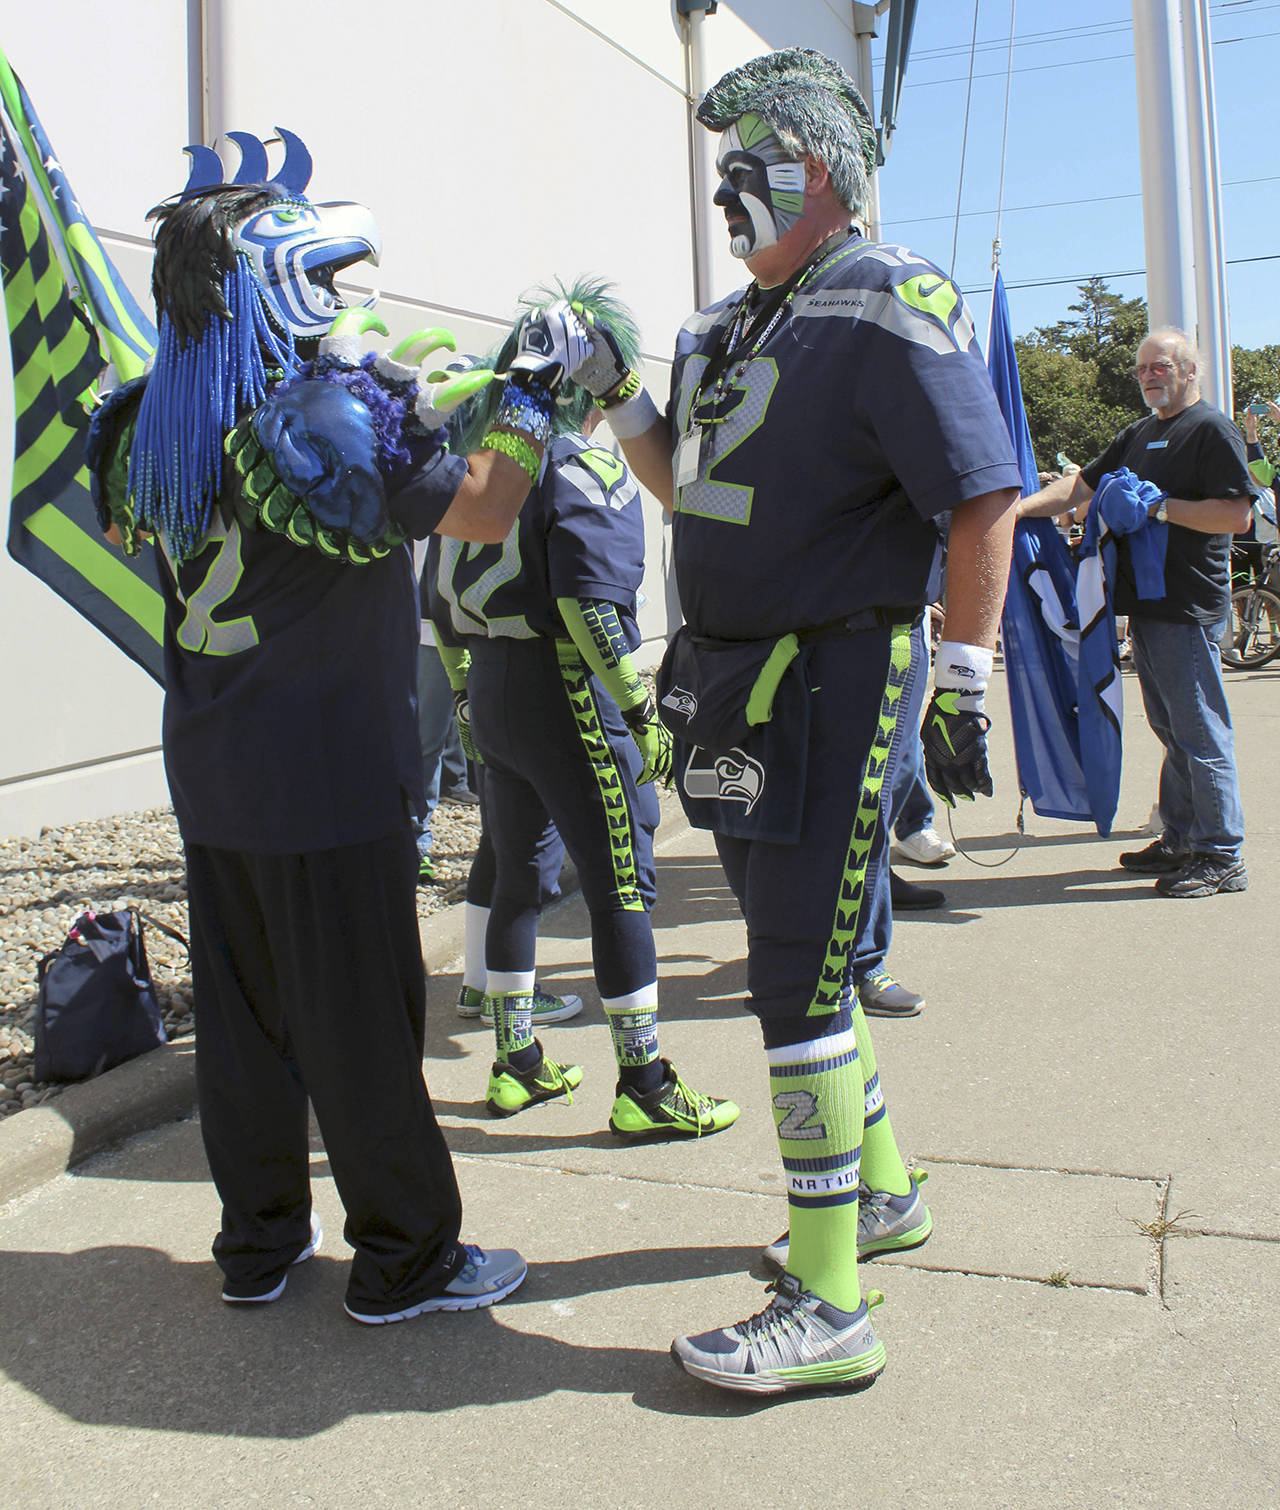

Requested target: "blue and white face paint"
[
  {"left": 712, "top": 113, "right": 807, "bottom": 260},
  {"left": 232, "top": 197, "right": 382, "bottom": 339}
]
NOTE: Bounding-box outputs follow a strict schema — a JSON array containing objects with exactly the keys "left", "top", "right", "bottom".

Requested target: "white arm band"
[
  {"left": 934, "top": 640, "right": 993, "bottom": 695},
  {"left": 600, "top": 387, "right": 660, "bottom": 440}
]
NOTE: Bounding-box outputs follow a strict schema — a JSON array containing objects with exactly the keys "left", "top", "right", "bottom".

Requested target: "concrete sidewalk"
[{"left": 1, "top": 666, "right": 1277, "bottom": 1509}]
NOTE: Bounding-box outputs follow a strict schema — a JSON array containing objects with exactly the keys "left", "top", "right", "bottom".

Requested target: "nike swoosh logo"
[{"left": 917, "top": 278, "right": 945, "bottom": 298}]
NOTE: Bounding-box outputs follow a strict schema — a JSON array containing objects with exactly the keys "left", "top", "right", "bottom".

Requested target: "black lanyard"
[{"left": 690, "top": 229, "right": 857, "bottom": 432}]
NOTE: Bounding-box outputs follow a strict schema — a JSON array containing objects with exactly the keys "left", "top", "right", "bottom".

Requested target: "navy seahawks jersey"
[
  {"left": 435, "top": 434, "right": 645, "bottom": 647},
  {"left": 667, "top": 236, "right": 1022, "bottom": 640},
  {"left": 160, "top": 439, "right": 467, "bottom": 853}
]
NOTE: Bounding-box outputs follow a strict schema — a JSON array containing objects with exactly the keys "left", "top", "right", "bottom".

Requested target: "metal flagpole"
[
  {"left": 1130, "top": 0, "right": 1196, "bottom": 335},
  {"left": 1181, "top": 0, "right": 1232, "bottom": 412}
]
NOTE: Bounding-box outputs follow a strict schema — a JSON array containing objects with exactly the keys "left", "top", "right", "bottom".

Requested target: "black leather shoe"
[
  {"left": 1118, "top": 836, "right": 1188, "bottom": 873},
  {"left": 889, "top": 869, "right": 944, "bottom": 911}
]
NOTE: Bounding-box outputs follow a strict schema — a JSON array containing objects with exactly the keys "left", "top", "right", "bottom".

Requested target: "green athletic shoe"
[
  {"left": 609, "top": 1059, "right": 740, "bottom": 1139},
  {"left": 455, "top": 984, "right": 585, "bottom": 1024},
  {"left": 485, "top": 1048, "right": 583, "bottom": 1117}
]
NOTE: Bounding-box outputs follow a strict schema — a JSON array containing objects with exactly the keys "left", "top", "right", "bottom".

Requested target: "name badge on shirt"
[
  {"left": 1146, "top": 440, "right": 1168, "bottom": 449},
  {"left": 675, "top": 427, "right": 702, "bottom": 488}
]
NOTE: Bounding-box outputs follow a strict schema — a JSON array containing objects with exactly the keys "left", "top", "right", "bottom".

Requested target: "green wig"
[
  {"left": 454, "top": 276, "right": 642, "bottom": 456},
  {"left": 696, "top": 48, "right": 877, "bottom": 217}
]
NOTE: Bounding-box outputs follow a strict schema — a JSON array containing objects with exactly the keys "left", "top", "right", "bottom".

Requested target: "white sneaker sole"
[
  {"left": 221, "top": 1216, "right": 323, "bottom": 1304},
  {"left": 344, "top": 1260, "right": 527, "bottom": 1324}
]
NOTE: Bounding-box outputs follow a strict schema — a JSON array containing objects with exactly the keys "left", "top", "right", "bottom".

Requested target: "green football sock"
[
  {"left": 602, "top": 986, "right": 660, "bottom": 1089},
  {"left": 492, "top": 990, "right": 536, "bottom": 1068},
  {"left": 851, "top": 999, "right": 912, "bottom": 1196},
  {"left": 768, "top": 1023, "right": 864, "bottom": 1312}
]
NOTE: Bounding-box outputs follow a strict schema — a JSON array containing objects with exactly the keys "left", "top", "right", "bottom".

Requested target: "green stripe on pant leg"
[
  {"left": 808, "top": 624, "right": 914, "bottom": 1018},
  {"left": 770, "top": 1024, "right": 864, "bottom": 1310},
  {"left": 555, "top": 641, "right": 645, "bottom": 911}
]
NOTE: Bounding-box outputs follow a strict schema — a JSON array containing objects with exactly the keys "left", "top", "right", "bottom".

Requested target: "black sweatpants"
[{"left": 185, "top": 823, "right": 463, "bottom": 1312}]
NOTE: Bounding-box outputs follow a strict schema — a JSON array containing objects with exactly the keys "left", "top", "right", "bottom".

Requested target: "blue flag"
[
  {"left": 1, "top": 53, "right": 165, "bottom": 683},
  {"left": 987, "top": 269, "right": 1116, "bottom": 832}
]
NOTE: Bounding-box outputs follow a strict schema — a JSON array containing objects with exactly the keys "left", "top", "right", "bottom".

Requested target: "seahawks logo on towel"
[
  {"left": 661, "top": 685, "right": 699, "bottom": 721},
  {"left": 683, "top": 748, "right": 765, "bottom": 814}
]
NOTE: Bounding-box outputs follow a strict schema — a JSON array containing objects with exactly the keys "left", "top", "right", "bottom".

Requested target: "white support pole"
[
  {"left": 852, "top": 2, "right": 883, "bottom": 240},
  {"left": 1131, "top": 0, "right": 1196, "bottom": 334},
  {"left": 1181, "top": 0, "right": 1232, "bottom": 413},
  {"left": 683, "top": 8, "right": 716, "bottom": 311}
]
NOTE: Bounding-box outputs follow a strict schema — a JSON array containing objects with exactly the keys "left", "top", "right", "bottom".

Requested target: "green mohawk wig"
[
  {"left": 696, "top": 48, "right": 877, "bottom": 217},
  {"left": 455, "top": 276, "right": 642, "bottom": 456}
]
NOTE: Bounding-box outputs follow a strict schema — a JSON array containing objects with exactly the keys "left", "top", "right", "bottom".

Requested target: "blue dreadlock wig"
[
  {"left": 696, "top": 48, "right": 878, "bottom": 218},
  {"left": 453, "top": 276, "right": 642, "bottom": 458},
  {"left": 129, "top": 184, "right": 299, "bottom": 562}
]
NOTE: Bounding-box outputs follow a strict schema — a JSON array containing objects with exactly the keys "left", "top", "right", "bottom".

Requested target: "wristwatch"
[{"left": 1153, "top": 500, "right": 1169, "bottom": 524}]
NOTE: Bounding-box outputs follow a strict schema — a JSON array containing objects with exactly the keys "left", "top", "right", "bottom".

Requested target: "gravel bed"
[{"left": 0, "top": 800, "right": 482, "bottom": 1122}]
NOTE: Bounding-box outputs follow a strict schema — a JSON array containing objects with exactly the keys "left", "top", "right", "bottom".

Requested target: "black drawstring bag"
[{"left": 34, "top": 909, "right": 173, "bottom": 1083}]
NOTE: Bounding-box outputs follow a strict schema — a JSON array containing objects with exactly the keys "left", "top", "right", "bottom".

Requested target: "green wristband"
[{"left": 481, "top": 429, "right": 540, "bottom": 483}]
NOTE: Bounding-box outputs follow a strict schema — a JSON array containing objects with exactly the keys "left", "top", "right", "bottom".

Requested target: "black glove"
[{"left": 921, "top": 690, "right": 993, "bottom": 805}]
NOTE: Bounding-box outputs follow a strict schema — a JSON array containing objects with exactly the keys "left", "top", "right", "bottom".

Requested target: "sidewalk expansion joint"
[
  {"left": 883, "top": 1262, "right": 1153, "bottom": 1298},
  {"left": 452, "top": 1151, "right": 779, "bottom": 1201},
  {"left": 915, "top": 1152, "right": 1167, "bottom": 1184},
  {"left": 1185, "top": 1226, "right": 1280, "bottom": 1244}
]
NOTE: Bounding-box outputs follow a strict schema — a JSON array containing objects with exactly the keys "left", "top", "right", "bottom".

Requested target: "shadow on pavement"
[
  {"left": 0, "top": 1240, "right": 762, "bottom": 1432},
  {"left": 935, "top": 867, "right": 1166, "bottom": 908}
]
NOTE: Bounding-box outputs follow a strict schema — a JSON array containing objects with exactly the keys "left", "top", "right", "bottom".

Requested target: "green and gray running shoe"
[
  {"left": 485, "top": 1049, "right": 582, "bottom": 1117},
  {"left": 672, "top": 1274, "right": 886, "bottom": 1395},
  {"left": 762, "top": 1170, "right": 932, "bottom": 1272},
  {"left": 456, "top": 984, "right": 584, "bottom": 1025},
  {"left": 608, "top": 1059, "right": 739, "bottom": 1139}
]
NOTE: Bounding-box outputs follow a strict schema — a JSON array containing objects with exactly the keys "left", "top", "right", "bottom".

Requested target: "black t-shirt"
[{"left": 1081, "top": 401, "right": 1253, "bottom": 623}]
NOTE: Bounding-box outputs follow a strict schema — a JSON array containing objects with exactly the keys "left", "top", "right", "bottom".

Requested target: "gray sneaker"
[
  {"left": 344, "top": 1243, "right": 527, "bottom": 1324},
  {"left": 762, "top": 1171, "right": 932, "bottom": 1272},
  {"left": 857, "top": 967, "right": 925, "bottom": 1017},
  {"left": 455, "top": 984, "right": 584, "bottom": 1024},
  {"left": 671, "top": 1275, "right": 886, "bottom": 1395},
  {"left": 1154, "top": 853, "right": 1249, "bottom": 898}
]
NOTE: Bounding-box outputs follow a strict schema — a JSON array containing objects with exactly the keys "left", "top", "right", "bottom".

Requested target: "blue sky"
[{"left": 871, "top": 0, "right": 1280, "bottom": 354}]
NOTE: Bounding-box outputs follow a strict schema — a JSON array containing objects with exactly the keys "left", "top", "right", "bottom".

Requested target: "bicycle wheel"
[{"left": 1221, "top": 584, "right": 1280, "bottom": 669}]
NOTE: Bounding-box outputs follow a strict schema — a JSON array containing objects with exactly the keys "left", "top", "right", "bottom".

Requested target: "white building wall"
[{"left": 1, "top": 0, "right": 855, "bottom": 838}]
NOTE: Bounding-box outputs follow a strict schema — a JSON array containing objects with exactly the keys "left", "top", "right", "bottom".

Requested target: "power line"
[
  {"left": 886, "top": 175, "right": 1280, "bottom": 230},
  {"left": 906, "top": 2, "right": 1279, "bottom": 66},
  {"left": 895, "top": 29, "right": 1280, "bottom": 93},
  {"left": 963, "top": 251, "right": 1280, "bottom": 297}
]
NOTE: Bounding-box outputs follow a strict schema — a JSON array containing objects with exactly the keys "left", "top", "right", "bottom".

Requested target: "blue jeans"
[
  {"left": 1130, "top": 615, "right": 1244, "bottom": 860},
  {"left": 852, "top": 618, "right": 929, "bottom": 980},
  {"left": 891, "top": 723, "right": 935, "bottom": 841},
  {"left": 414, "top": 646, "right": 468, "bottom": 855}
]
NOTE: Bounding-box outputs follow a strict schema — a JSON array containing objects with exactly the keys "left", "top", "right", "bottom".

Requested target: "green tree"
[
  {"left": 1016, "top": 279, "right": 1280, "bottom": 470},
  {"left": 1016, "top": 279, "right": 1149, "bottom": 466},
  {"left": 1230, "top": 344, "right": 1280, "bottom": 455}
]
